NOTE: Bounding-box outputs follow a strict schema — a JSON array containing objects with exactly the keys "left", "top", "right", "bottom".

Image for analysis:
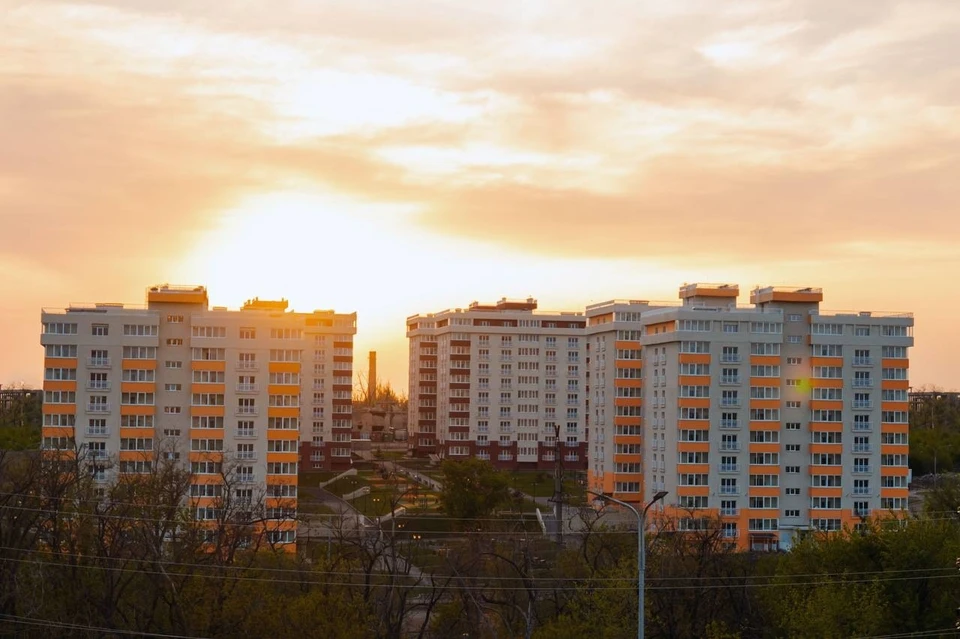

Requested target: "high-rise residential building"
[
  {"left": 40, "top": 284, "right": 357, "bottom": 550},
  {"left": 407, "top": 298, "right": 587, "bottom": 470},
  {"left": 586, "top": 284, "right": 913, "bottom": 551}
]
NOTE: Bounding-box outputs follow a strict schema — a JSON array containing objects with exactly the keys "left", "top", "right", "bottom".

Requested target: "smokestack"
[{"left": 369, "top": 351, "right": 377, "bottom": 404}]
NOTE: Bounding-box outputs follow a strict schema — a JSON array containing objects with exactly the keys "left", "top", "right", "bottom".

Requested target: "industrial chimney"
[{"left": 369, "top": 351, "right": 377, "bottom": 404}]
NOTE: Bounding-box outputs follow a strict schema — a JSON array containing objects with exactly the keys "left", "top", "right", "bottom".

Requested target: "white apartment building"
[
  {"left": 407, "top": 298, "right": 587, "bottom": 470},
  {"left": 40, "top": 284, "right": 357, "bottom": 549},
  {"left": 586, "top": 284, "right": 912, "bottom": 551}
]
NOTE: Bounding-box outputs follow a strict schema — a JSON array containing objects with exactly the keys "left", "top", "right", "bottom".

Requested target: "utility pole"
[{"left": 549, "top": 422, "right": 564, "bottom": 544}]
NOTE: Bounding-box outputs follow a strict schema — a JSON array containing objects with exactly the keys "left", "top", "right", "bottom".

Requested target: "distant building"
[
  {"left": 40, "top": 284, "right": 357, "bottom": 550},
  {"left": 0, "top": 385, "right": 42, "bottom": 426},
  {"left": 407, "top": 298, "right": 587, "bottom": 470}
]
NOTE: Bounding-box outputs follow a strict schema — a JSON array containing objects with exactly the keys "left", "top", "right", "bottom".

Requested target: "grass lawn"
[
  {"left": 325, "top": 475, "right": 371, "bottom": 497},
  {"left": 299, "top": 471, "right": 340, "bottom": 486},
  {"left": 507, "top": 471, "right": 586, "bottom": 505}
]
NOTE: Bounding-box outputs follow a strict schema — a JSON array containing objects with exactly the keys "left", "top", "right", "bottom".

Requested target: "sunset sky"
[{"left": 1, "top": 0, "right": 958, "bottom": 392}]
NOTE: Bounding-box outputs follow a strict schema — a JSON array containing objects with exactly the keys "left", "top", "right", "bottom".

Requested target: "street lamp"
[{"left": 589, "top": 490, "right": 668, "bottom": 639}]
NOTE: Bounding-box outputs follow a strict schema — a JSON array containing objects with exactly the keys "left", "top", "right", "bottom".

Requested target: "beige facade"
[
  {"left": 40, "top": 284, "right": 357, "bottom": 549},
  {"left": 407, "top": 298, "right": 587, "bottom": 470},
  {"left": 586, "top": 284, "right": 913, "bottom": 550}
]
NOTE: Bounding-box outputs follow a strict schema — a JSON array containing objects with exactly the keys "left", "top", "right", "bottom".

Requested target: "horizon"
[{"left": 2, "top": 0, "right": 958, "bottom": 391}]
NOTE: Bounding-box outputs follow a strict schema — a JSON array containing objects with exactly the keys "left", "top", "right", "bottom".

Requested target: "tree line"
[{"left": 3, "top": 452, "right": 956, "bottom": 638}]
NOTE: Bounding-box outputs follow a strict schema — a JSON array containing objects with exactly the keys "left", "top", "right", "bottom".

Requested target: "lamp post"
[{"left": 589, "top": 490, "right": 668, "bottom": 639}]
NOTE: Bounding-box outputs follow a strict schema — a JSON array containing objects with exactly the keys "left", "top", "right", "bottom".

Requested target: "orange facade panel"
[
  {"left": 267, "top": 385, "right": 299, "bottom": 395},
  {"left": 121, "top": 382, "right": 157, "bottom": 393},
  {"left": 677, "top": 442, "right": 709, "bottom": 453},
  {"left": 678, "top": 353, "right": 711, "bottom": 365},
  {"left": 882, "top": 380, "right": 910, "bottom": 390},
  {"left": 678, "top": 398, "right": 710, "bottom": 409},
  {"left": 122, "top": 359, "right": 157, "bottom": 370},
  {"left": 266, "top": 452, "right": 299, "bottom": 463},
  {"left": 809, "top": 378, "right": 843, "bottom": 388},
  {"left": 266, "top": 429, "right": 299, "bottom": 441},
  {"left": 746, "top": 487, "right": 780, "bottom": 498},
  {"left": 615, "top": 378, "right": 643, "bottom": 388},
  {"left": 748, "top": 443, "right": 780, "bottom": 454},
  {"left": 809, "top": 357, "right": 842, "bottom": 368},
  {"left": 119, "top": 427, "right": 159, "bottom": 438},
  {"left": 42, "top": 404, "right": 76, "bottom": 415},
  {"left": 44, "top": 358, "right": 78, "bottom": 369},
  {"left": 749, "top": 378, "right": 779, "bottom": 387},
  {"left": 190, "top": 361, "right": 226, "bottom": 372},
  {"left": 675, "top": 486, "right": 709, "bottom": 497},
  {"left": 268, "top": 362, "right": 301, "bottom": 374},
  {"left": 750, "top": 355, "right": 781, "bottom": 366},
  {"left": 881, "top": 359, "right": 908, "bottom": 369},
  {"left": 809, "top": 400, "right": 843, "bottom": 411},
  {"left": 43, "top": 381, "right": 76, "bottom": 392}
]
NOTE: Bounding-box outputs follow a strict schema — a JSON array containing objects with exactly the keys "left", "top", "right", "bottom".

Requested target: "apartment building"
[
  {"left": 586, "top": 284, "right": 913, "bottom": 551},
  {"left": 40, "top": 284, "right": 357, "bottom": 549},
  {"left": 407, "top": 298, "right": 587, "bottom": 470}
]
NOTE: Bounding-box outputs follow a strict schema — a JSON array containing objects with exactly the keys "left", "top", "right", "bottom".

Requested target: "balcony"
[
  {"left": 719, "top": 463, "right": 740, "bottom": 473},
  {"left": 853, "top": 379, "right": 873, "bottom": 388},
  {"left": 87, "top": 358, "right": 111, "bottom": 369},
  {"left": 852, "top": 444, "right": 872, "bottom": 453},
  {"left": 720, "top": 376, "right": 741, "bottom": 386},
  {"left": 852, "top": 401, "right": 872, "bottom": 410},
  {"left": 720, "top": 419, "right": 740, "bottom": 429},
  {"left": 853, "top": 487, "right": 871, "bottom": 496},
  {"left": 854, "top": 508, "right": 872, "bottom": 518},
  {"left": 852, "top": 466, "right": 872, "bottom": 475},
  {"left": 87, "top": 403, "right": 111, "bottom": 413},
  {"left": 564, "top": 454, "right": 579, "bottom": 462},
  {"left": 720, "top": 399, "right": 741, "bottom": 408},
  {"left": 720, "top": 442, "right": 741, "bottom": 451},
  {"left": 236, "top": 383, "right": 259, "bottom": 394},
  {"left": 720, "top": 507, "right": 740, "bottom": 516},
  {"left": 719, "top": 486, "right": 740, "bottom": 495},
  {"left": 853, "top": 357, "right": 873, "bottom": 367},
  {"left": 236, "top": 361, "right": 259, "bottom": 371},
  {"left": 853, "top": 422, "right": 872, "bottom": 432},
  {"left": 236, "top": 429, "right": 257, "bottom": 439},
  {"left": 720, "top": 355, "right": 742, "bottom": 364},
  {"left": 312, "top": 383, "right": 325, "bottom": 392},
  {"left": 85, "top": 428, "right": 110, "bottom": 438},
  {"left": 86, "top": 381, "right": 111, "bottom": 391},
  {"left": 236, "top": 451, "right": 257, "bottom": 461},
  {"left": 236, "top": 407, "right": 258, "bottom": 416}
]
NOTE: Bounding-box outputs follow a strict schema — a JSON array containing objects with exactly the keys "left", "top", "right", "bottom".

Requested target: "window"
[
  {"left": 723, "top": 322, "right": 739, "bottom": 333},
  {"left": 678, "top": 320, "right": 711, "bottom": 332},
  {"left": 124, "top": 324, "right": 158, "bottom": 336},
  {"left": 91, "top": 324, "right": 109, "bottom": 336},
  {"left": 750, "top": 365, "right": 780, "bottom": 378},
  {"left": 192, "top": 326, "right": 226, "bottom": 338},
  {"left": 750, "top": 386, "right": 780, "bottom": 399},
  {"left": 751, "top": 343, "right": 781, "bottom": 356},
  {"left": 43, "top": 322, "right": 78, "bottom": 335},
  {"left": 750, "top": 322, "right": 782, "bottom": 334},
  {"left": 165, "top": 360, "right": 182, "bottom": 369},
  {"left": 43, "top": 344, "right": 77, "bottom": 359},
  {"left": 786, "top": 357, "right": 801, "bottom": 365},
  {"left": 812, "top": 323, "right": 843, "bottom": 335},
  {"left": 749, "top": 431, "right": 779, "bottom": 443},
  {"left": 123, "top": 346, "right": 156, "bottom": 360},
  {"left": 812, "top": 344, "right": 843, "bottom": 357},
  {"left": 240, "top": 327, "right": 256, "bottom": 339}
]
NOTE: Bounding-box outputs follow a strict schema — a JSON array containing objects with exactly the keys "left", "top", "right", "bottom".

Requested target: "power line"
[{"left": 0, "top": 613, "right": 209, "bottom": 638}]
